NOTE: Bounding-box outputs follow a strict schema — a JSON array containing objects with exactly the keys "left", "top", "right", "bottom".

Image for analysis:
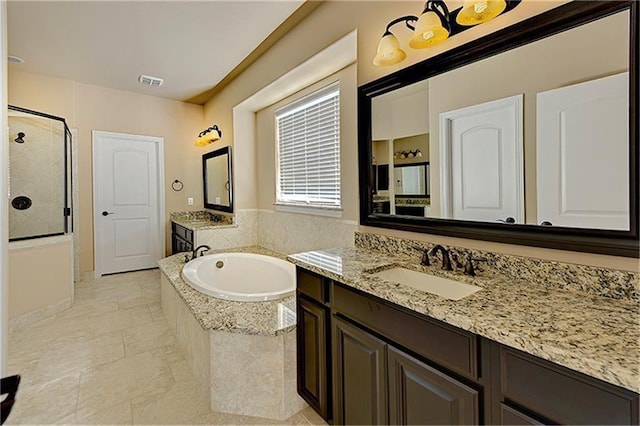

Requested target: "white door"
[
  {"left": 440, "top": 95, "right": 524, "bottom": 223},
  {"left": 536, "top": 72, "right": 629, "bottom": 230},
  {"left": 93, "top": 131, "right": 165, "bottom": 276}
]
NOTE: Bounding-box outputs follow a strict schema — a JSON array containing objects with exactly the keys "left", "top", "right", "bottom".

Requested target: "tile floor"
[{"left": 6, "top": 269, "right": 325, "bottom": 425}]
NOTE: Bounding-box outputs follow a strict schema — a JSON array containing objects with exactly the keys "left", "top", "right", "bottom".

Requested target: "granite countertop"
[
  {"left": 170, "top": 211, "right": 236, "bottom": 231},
  {"left": 287, "top": 247, "right": 640, "bottom": 393},
  {"left": 158, "top": 246, "right": 296, "bottom": 337}
]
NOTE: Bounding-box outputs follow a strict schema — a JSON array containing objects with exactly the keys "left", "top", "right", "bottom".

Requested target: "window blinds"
[{"left": 276, "top": 84, "right": 341, "bottom": 208}]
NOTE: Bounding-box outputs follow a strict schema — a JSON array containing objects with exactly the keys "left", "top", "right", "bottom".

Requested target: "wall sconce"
[
  {"left": 195, "top": 125, "right": 222, "bottom": 147},
  {"left": 373, "top": 0, "right": 520, "bottom": 66}
]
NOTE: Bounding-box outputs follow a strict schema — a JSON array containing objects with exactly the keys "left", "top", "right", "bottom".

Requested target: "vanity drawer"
[
  {"left": 500, "top": 346, "right": 639, "bottom": 425},
  {"left": 297, "top": 268, "right": 330, "bottom": 304},
  {"left": 172, "top": 222, "right": 193, "bottom": 243},
  {"left": 332, "top": 283, "right": 478, "bottom": 379}
]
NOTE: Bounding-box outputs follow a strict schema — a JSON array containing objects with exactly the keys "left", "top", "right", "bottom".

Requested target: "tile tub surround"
[
  {"left": 170, "top": 210, "right": 234, "bottom": 230},
  {"left": 287, "top": 247, "right": 640, "bottom": 393},
  {"left": 355, "top": 232, "right": 639, "bottom": 300},
  {"left": 158, "top": 247, "right": 306, "bottom": 420}
]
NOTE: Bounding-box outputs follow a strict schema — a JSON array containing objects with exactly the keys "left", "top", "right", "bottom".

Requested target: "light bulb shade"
[
  {"left": 373, "top": 33, "right": 407, "bottom": 66},
  {"left": 409, "top": 11, "right": 449, "bottom": 49},
  {"left": 195, "top": 125, "right": 222, "bottom": 146},
  {"left": 456, "top": 0, "right": 507, "bottom": 26}
]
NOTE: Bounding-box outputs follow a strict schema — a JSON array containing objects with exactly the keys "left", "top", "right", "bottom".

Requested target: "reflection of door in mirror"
[
  {"left": 537, "top": 72, "right": 629, "bottom": 230},
  {"left": 439, "top": 95, "right": 524, "bottom": 224}
]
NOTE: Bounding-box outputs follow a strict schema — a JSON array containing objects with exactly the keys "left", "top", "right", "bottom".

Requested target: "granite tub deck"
[
  {"left": 287, "top": 247, "right": 640, "bottom": 394},
  {"left": 158, "top": 246, "right": 295, "bottom": 336},
  {"left": 158, "top": 246, "right": 305, "bottom": 420},
  {"left": 170, "top": 210, "right": 236, "bottom": 231}
]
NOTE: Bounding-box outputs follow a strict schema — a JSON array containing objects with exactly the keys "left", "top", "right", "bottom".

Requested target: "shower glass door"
[{"left": 8, "top": 106, "right": 72, "bottom": 241}]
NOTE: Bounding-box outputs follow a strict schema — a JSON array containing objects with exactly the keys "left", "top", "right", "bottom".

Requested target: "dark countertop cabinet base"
[{"left": 295, "top": 267, "right": 640, "bottom": 425}]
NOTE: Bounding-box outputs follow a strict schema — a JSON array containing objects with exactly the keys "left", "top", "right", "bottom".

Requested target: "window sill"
[{"left": 273, "top": 203, "right": 343, "bottom": 218}]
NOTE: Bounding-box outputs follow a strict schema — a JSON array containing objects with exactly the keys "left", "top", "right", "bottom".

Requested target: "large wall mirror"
[
  {"left": 203, "top": 146, "right": 233, "bottom": 213},
  {"left": 359, "top": 1, "right": 638, "bottom": 257}
]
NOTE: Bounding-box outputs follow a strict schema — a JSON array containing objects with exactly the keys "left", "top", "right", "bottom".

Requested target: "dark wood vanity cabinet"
[
  {"left": 295, "top": 267, "right": 640, "bottom": 425},
  {"left": 171, "top": 222, "right": 193, "bottom": 254},
  {"left": 331, "top": 283, "right": 481, "bottom": 425},
  {"left": 332, "top": 316, "right": 388, "bottom": 425},
  {"left": 388, "top": 346, "right": 479, "bottom": 425},
  {"left": 296, "top": 269, "right": 332, "bottom": 422},
  {"left": 495, "top": 345, "right": 640, "bottom": 425}
]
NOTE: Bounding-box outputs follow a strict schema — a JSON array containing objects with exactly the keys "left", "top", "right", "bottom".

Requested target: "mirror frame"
[
  {"left": 393, "top": 162, "right": 430, "bottom": 197},
  {"left": 203, "top": 146, "right": 233, "bottom": 213},
  {"left": 358, "top": 0, "right": 639, "bottom": 258}
]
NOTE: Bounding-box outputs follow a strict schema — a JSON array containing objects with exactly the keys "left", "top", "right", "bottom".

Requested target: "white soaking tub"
[{"left": 181, "top": 252, "right": 296, "bottom": 301}]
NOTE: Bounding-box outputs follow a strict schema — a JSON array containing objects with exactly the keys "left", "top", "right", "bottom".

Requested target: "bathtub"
[{"left": 181, "top": 252, "right": 296, "bottom": 301}]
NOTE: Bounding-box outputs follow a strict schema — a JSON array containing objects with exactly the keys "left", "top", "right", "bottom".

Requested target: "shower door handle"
[{"left": 101, "top": 211, "right": 114, "bottom": 216}]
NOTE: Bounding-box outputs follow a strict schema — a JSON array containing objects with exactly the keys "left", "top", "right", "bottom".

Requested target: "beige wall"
[
  {"left": 8, "top": 239, "right": 73, "bottom": 319},
  {"left": 8, "top": 69, "right": 204, "bottom": 271},
  {"left": 202, "top": 0, "right": 638, "bottom": 271},
  {"left": 427, "top": 10, "right": 629, "bottom": 223},
  {"left": 256, "top": 65, "right": 358, "bottom": 220}
]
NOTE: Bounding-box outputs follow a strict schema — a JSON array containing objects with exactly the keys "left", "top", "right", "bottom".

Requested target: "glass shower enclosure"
[{"left": 8, "top": 106, "right": 73, "bottom": 241}]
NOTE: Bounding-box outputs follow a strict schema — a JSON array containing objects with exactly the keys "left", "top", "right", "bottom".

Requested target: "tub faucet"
[
  {"left": 429, "top": 244, "right": 453, "bottom": 271},
  {"left": 191, "top": 245, "right": 211, "bottom": 259}
]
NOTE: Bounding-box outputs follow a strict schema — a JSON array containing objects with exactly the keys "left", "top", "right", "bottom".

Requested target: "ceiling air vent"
[{"left": 138, "top": 74, "right": 163, "bottom": 87}]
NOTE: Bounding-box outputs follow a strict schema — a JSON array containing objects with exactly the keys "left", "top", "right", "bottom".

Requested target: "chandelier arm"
[{"left": 384, "top": 15, "right": 419, "bottom": 35}]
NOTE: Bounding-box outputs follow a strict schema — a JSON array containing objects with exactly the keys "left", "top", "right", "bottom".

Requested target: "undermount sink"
[{"left": 371, "top": 267, "right": 482, "bottom": 301}]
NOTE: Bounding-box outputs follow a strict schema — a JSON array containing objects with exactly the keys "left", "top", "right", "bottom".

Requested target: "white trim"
[
  {"left": 0, "top": 0, "right": 8, "bottom": 376},
  {"left": 92, "top": 130, "right": 165, "bottom": 277},
  {"left": 273, "top": 203, "right": 343, "bottom": 218},
  {"left": 439, "top": 94, "right": 524, "bottom": 221}
]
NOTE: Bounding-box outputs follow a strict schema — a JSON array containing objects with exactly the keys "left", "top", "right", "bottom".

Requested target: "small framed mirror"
[{"left": 203, "top": 146, "right": 233, "bottom": 213}]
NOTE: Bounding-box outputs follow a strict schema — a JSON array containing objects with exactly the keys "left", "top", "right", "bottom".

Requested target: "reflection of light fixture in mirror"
[
  {"left": 456, "top": 0, "right": 507, "bottom": 26},
  {"left": 374, "top": 0, "right": 520, "bottom": 66},
  {"left": 195, "top": 125, "right": 222, "bottom": 147},
  {"left": 394, "top": 149, "right": 422, "bottom": 159}
]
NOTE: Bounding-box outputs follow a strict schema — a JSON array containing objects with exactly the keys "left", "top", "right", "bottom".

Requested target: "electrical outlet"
[{"left": 187, "top": 197, "right": 194, "bottom": 206}]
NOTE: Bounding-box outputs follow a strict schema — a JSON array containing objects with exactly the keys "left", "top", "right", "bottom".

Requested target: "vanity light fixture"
[
  {"left": 195, "top": 125, "right": 222, "bottom": 147},
  {"left": 373, "top": 0, "right": 520, "bottom": 66},
  {"left": 456, "top": 0, "right": 507, "bottom": 26}
]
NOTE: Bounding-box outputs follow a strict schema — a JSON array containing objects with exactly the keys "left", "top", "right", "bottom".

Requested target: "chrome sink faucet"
[{"left": 429, "top": 244, "right": 453, "bottom": 271}]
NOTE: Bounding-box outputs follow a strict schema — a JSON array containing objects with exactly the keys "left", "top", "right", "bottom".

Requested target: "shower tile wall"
[{"left": 8, "top": 115, "right": 66, "bottom": 240}]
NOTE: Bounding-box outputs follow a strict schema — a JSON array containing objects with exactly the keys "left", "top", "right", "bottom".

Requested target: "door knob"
[
  {"left": 498, "top": 217, "right": 516, "bottom": 223},
  {"left": 101, "top": 211, "right": 114, "bottom": 216},
  {"left": 540, "top": 221, "right": 553, "bottom": 226}
]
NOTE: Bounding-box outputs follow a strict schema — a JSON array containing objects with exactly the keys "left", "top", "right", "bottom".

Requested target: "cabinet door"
[
  {"left": 296, "top": 296, "right": 330, "bottom": 421},
  {"left": 388, "top": 346, "right": 479, "bottom": 425},
  {"left": 499, "top": 404, "right": 544, "bottom": 425},
  {"left": 333, "top": 316, "right": 388, "bottom": 425}
]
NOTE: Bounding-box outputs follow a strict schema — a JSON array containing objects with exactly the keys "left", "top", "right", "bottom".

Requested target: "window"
[{"left": 276, "top": 83, "right": 341, "bottom": 211}]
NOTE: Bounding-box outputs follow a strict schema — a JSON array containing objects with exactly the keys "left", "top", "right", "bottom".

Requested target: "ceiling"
[{"left": 6, "top": 1, "right": 306, "bottom": 104}]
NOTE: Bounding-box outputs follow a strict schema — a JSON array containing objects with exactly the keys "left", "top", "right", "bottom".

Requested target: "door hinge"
[{"left": 64, "top": 207, "right": 71, "bottom": 217}]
